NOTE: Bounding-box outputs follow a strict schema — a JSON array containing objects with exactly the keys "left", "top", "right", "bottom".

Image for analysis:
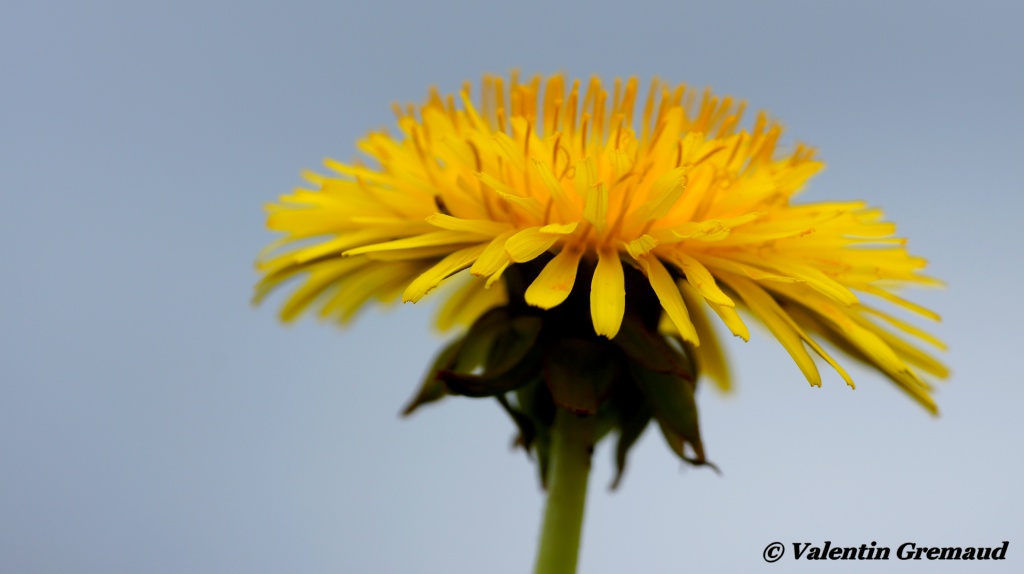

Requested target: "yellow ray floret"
[{"left": 256, "top": 72, "right": 946, "bottom": 411}]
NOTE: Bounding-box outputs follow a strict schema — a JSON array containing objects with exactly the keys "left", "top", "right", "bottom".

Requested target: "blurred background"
[{"left": 2, "top": 1, "right": 1021, "bottom": 572}]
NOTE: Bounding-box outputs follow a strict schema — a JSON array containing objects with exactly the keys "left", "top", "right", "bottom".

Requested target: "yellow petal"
[
  {"left": 435, "top": 275, "right": 507, "bottom": 331},
  {"left": 852, "top": 282, "right": 941, "bottom": 321},
  {"left": 590, "top": 246, "right": 626, "bottom": 338},
  {"left": 506, "top": 226, "right": 567, "bottom": 263},
  {"left": 477, "top": 171, "right": 518, "bottom": 197},
  {"left": 470, "top": 230, "right": 517, "bottom": 276},
  {"left": 797, "top": 335, "right": 855, "bottom": 388},
  {"left": 485, "top": 260, "right": 511, "bottom": 289},
  {"left": 491, "top": 131, "right": 526, "bottom": 172},
  {"left": 361, "top": 246, "right": 460, "bottom": 261},
  {"left": 458, "top": 89, "right": 488, "bottom": 131},
  {"left": 705, "top": 299, "right": 750, "bottom": 341},
  {"left": 679, "top": 283, "right": 731, "bottom": 392},
  {"left": 495, "top": 191, "right": 545, "bottom": 220},
  {"left": 583, "top": 182, "right": 608, "bottom": 232},
  {"left": 851, "top": 312, "right": 950, "bottom": 379},
  {"left": 727, "top": 253, "right": 859, "bottom": 306},
  {"left": 693, "top": 253, "right": 803, "bottom": 284},
  {"left": 525, "top": 245, "right": 584, "bottom": 309},
  {"left": 624, "top": 235, "right": 659, "bottom": 259},
  {"left": 629, "top": 166, "right": 689, "bottom": 222},
  {"left": 809, "top": 297, "right": 910, "bottom": 377},
  {"left": 425, "top": 213, "right": 511, "bottom": 235},
  {"left": 344, "top": 230, "right": 486, "bottom": 256},
  {"left": 661, "top": 212, "right": 764, "bottom": 242},
  {"left": 403, "top": 244, "right": 487, "bottom": 302},
  {"left": 259, "top": 227, "right": 422, "bottom": 274},
  {"left": 766, "top": 282, "right": 924, "bottom": 391},
  {"left": 717, "top": 272, "right": 821, "bottom": 387},
  {"left": 478, "top": 172, "right": 545, "bottom": 220},
  {"left": 637, "top": 255, "right": 698, "bottom": 345},
  {"left": 532, "top": 158, "right": 578, "bottom": 219},
  {"left": 276, "top": 258, "right": 371, "bottom": 321},
  {"left": 784, "top": 298, "right": 939, "bottom": 414},
  {"left": 573, "top": 156, "right": 598, "bottom": 200},
  {"left": 858, "top": 305, "right": 948, "bottom": 350},
  {"left": 539, "top": 221, "right": 579, "bottom": 235},
  {"left": 668, "top": 252, "right": 735, "bottom": 307},
  {"left": 320, "top": 262, "right": 423, "bottom": 323}
]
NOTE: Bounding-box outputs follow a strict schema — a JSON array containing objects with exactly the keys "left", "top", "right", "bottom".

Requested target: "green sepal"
[
  {"left": 440, "top": 311, "right": 543, "bottom": 398},
  {"left": 666, "top": 333, "right": 701, "bottom": 380},
  {"left": 656, "top": 418, "right": 719, "bottom": 473},
  {"left": 593, "top": 401, "right": 620, "bottom": 445},
  {"left": 628, "top": 360, "right": 713, "bottom": 469},
  {"left": 453, "top": 307, "right": 514, "bottom": 373},
  {"left": 542, "top": 337, "right": 620, "bottom": 415},
  {"left": 515, "top": 378, "right": 557, "bottom": 435},
  {"left": 401, "top": 335, "right": 463, "bottom": 416},
  {"left": 439, "top": 362, "right": 540, "bottom": 397},
  {"left": 612, "top": 315, "right": 691, "bottom": 376},
  {"left": 610, "top": 382, "right": 654, "bottom": 489},
  {"left": 497, "top": 393, "right": 537, "bottom": 453},
  {"left": 515, "top": 378, "right": 556, "bottom": 487},
  {"left": 486, "top": 315, "right": 544, "bottom": 375}
]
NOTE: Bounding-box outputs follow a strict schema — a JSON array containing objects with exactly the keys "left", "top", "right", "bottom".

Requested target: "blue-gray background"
[{"left": 3, "top": 1, "right": 1021, "bottom": 572}]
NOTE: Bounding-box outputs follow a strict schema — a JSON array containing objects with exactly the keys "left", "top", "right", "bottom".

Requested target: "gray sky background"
[{"left": 2, "top": 1, "right": 1022, "bottom": 572}]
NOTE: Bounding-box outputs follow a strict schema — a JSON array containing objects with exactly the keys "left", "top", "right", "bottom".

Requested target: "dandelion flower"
[
  {"left": 257, "top": 72, "right": 945, "bottom": 409},
  {"left": 255, "top": 73, "right": 947, "bottom": 574}
]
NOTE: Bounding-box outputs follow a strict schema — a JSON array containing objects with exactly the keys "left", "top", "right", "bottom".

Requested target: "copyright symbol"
[{"left": 763, "top": 542, "right": 784, "bottom": 563}]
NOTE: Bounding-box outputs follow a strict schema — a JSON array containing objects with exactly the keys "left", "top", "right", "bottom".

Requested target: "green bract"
[{"left": 403, "top": 256, "right": 715, "bottom": 488}]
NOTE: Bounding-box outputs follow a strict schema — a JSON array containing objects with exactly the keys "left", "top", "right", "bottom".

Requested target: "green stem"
[{"left": 534, "top": 409, "right": 596, "bottom": 574}]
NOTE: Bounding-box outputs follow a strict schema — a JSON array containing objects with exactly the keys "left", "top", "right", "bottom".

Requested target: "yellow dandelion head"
[{"left": 256, "top": 72, "right": 947, "bottom": 416}]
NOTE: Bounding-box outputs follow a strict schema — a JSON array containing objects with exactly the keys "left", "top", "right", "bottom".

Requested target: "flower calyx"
[{"left": 403, "top": 258, "right": 717, "bottom": 488}]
